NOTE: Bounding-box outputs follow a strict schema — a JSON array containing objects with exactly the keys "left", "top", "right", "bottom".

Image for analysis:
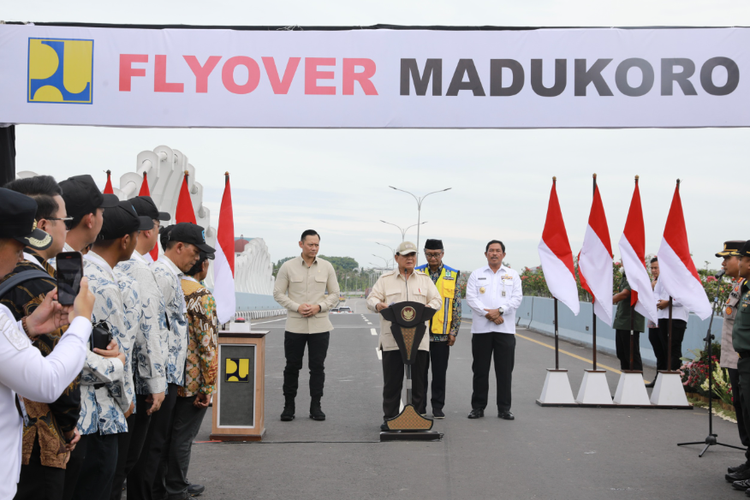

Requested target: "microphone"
[{"left": 715, "top": 269, "right": 726, "bottom": 280}]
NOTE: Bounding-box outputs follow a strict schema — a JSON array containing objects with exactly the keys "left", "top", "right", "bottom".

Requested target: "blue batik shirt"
[
  {"left": 151, "top": 255, "right": 188, "bottom": 386},
  {"left": 79, "top": 252, "right": 130, "bottom": 435},
  {"left": 116, "top": 251, "right": 167, "bottom": 397}
]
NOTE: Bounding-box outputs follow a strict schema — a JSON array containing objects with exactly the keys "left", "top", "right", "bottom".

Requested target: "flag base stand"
[
  {"left": 613, "top": 371, "right": 651, "bottom": 405},
  {"left": 576, "top": 370, "right": 613, "bottom": 405},
  {"left": 536, "top": 369, "right": 578, "bottom": 406},
  {"left": 379, "top": 404, "right": 441, "bottom": 442},
  {"left": 650, "top": 370, "right": 690, "bottom": 407}
]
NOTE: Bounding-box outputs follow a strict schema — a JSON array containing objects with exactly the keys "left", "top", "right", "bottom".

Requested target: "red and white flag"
[
  {"left": 138, "top": 172, "right": 159, "bottom": 263},
  {"left": 656, "top": 181, "right": 712, "bottom": 320},
  {"left": 103, "top": 170, "right": 114, "bottom": 194},
  {"left": 577, "top": 177, "right": 614, "bottom": 326},
  {"left": 538, "top": 178, "right": 580, "bottom": 315},
  {"left": 618, "top": 177, "right": 658, "bottom": 324},
  {"left": 175, "top": 171, "right": 197, "bottom": 224},
  {"left": 213, "top": 173, "right": 236, "bottom": 324}
]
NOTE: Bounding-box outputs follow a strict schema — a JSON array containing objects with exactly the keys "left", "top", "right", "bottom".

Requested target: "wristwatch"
[{"left": 497, "top": 307, "right": 504, "bottom": 315}]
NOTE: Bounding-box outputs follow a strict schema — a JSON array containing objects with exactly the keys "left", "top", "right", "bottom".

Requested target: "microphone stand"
[{"left": 678, "top": 272, "right": 746, "bottom": 456}]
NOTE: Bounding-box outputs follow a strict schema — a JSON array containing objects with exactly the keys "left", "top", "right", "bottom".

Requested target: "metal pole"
[
  {"left": 405, "top": 364, "right": 413, "bottom": 405},
  {"left": 554, "top": 298, "right": 559, "bottom": 370},
  {"left": 389, "top": 186, "right": 451, "bottom": 266},
  {"left": 667, "top": 297, "right": 674, "bottom": 371},
  {"left": 592, "top": 306, "right": 597, "bottom": 370},
  {"left": 629, "top": 300, "right": 635, "bottom": 371}
]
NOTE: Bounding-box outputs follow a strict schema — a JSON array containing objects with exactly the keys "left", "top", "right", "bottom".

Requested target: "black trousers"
[
  {"left": 423, "top": 341, "right": 450, "bottom": 411},
  {"left": 283, "top": 331, "right": 330, "bottom": 403},
  {"left": 14, "top": 439, "right": 66, "bottom": 500},
  {"left": 657, "top": 318, "right": 687, "bottom": 371},
  {"left": 737, "top": 358, "right": 750, "bottom": 463},
  {"left": 70, "top": 432, "right": 119, "bottom": 500},
  {"left": 615, "top": 330, "right": 643, "bottom": 371},
  {"left": 111, "top": 394, "right": 152, "bottom": 500},
  {"left": 729, "top": 367, "right": 750, "bottom": 460},
  {"left": 62, "top": 434, "right": 88, "bottom": 500},
  {"left": 382, "top": 350, "right": 429, "bottom": 419},
  {"left": 127, "top": 384, "right": 179, "bottom": 500},
  {"left": 471, "top": 333, "right": 516, "bottom": 412},
  {"left": 164, "top": 396, "right": 208, "bottom": 500},
  {"left": 648, "top": 327, "right": 666, "bottom": 371}
]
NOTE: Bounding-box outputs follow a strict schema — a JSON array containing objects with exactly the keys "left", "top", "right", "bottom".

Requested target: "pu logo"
[
  {"left": 28, "top": 38, "right": 94, "bottom": 104},
  {"left": 225, "top": 358, "right": 250, "bottom": 383}
]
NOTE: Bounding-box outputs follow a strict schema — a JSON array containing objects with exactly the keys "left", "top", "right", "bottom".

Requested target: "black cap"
[
  {"left": 424, "top": 239, "right": 444, "bottom": 251},
  {"left": 739, "top": 241, "right": 750, "bottom": 258},
  {"left": 60, "top": 174, "right": 119, "bottom": 223},
  {"left": 128, "top": 196, "right": 170, "bottom": 222},
  {"left": 167, "top": 223, "right": 215, "bottom": 253},
  {"left": 99, "top": 201, "right": 153, "bottom": 240},
  {"left": 0, "top": 188, "right": 52, "bottom": 250},
  {"left": 716, "top": 240, "right": 745, "bottom": 258}
]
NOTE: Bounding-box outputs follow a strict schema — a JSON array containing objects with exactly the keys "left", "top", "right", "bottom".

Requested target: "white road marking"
[
  {"left": 375, "top": 347, "right": 382, "bottom": 360},
  {"left": 399, "top": 399, "right": 404, "bottom": 412},
  {"left": 370, "top": 328, "right": 377, "bottom": 336}
]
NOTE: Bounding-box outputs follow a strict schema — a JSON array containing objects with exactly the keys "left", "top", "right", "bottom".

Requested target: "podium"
[
  {"left": 209, "top": 324, "right": 268, "bottom": 442},
  {"left": 379, "top": 301, "right": 441, "bottom": 441}
]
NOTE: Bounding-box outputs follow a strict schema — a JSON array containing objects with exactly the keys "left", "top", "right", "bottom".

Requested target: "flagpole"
[
  {"left": 554, "top": 298, "right": 559, "bottom": 370},
  {"left": 628, "top": 175, "right": 638, "bottom": 371},
  {"left": 592, "top": 173, "right": 598, "bottom": 371},
  {"left": 667, "top": 297, "right": 674, "bottom": 371}
]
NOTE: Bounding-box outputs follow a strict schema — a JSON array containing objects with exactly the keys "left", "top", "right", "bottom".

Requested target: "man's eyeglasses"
[
  {"left": 45, "top": 216, "right": 74, "bottom": 222},
  {"left": 425, "top": 252, "right": 443, "bottom": 259}
]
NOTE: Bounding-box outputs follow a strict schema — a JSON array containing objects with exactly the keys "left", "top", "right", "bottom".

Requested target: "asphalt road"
[{"left": 189, "top": 299, "right": 744, "bottom": 500}]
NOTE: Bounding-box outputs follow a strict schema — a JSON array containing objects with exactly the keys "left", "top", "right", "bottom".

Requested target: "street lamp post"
[
  {"left": 372, "top": 254, "right": 391, "bottom": 270},
  {"left": 379, "top": 220, "right": 428, "bottom": 242},
  {"left": 388, "top": 186, "right": 452, "bottom": 264}
]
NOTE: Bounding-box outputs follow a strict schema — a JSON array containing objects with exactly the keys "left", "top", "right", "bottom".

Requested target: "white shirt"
[
  {"left": 0, "top": 305, "right": 90, "bottom": 500},
  {"left": 466, "top": 265, "right": 523, "bottom": 334},
  {"left": 654, "top": 278, "right": 689, "bottom": 322}
]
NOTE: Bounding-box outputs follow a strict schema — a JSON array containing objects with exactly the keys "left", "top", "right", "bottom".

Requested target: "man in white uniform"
[{"left": 465, "top": 240, "right": 523, "bottom": 421}]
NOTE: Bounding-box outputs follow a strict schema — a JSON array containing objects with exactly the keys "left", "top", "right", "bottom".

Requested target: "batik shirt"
[
  {"left": 115, "top": 251, "right": 167, "bottom": 396},
  {"left": 151, "top": 255, "right": 189, "bottom": 386},
  {"left": 179, "top": 277, "right": 218, "bottom": 397},
  {"left": 0, "top": 250, "right": 81, "bottom": 468},
  {"left": 111, "top": 268, "right": 140, "bottom": 412},
  {"left": 79, "top": 252, "right": 129, "bottom": 435}
]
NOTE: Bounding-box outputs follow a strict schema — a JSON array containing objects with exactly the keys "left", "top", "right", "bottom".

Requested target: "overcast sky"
[{"left": 5, "top": 1, "right": 750, "bottom": 274}]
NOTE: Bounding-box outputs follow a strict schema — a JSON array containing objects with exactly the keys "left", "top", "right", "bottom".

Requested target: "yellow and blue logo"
[
  {"left": 27, "top": 38, "right": 94, "bottom": 104},
  {"left": 225, "top": 358, "right": 250, "bottom": 383}
]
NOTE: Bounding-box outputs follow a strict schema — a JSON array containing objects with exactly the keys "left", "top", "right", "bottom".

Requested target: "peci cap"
[
  {"left": 99, "top": 201, "right": 153, "bottom": 240},
  {"left": 424, "top": 239, "right": 444, "bottom": 251},
  {"left": 395, "top": 241, "right": 418, "bottom": 256},
  {"left": 60, "top": 174, "right": 119, "bottom": 223},
  {"left": 167, "top": 222, "right": 215, "bottom": 253},
  {"left": 716, "top": 240, "right": 745, "bottom": 258},
  {"left": 0, "top": 188, "right": 52, "bottom": 250},
  {"left": 202, "top": 251, "right": 215, "bottom": 261},
  {"left": 739, "top": 240, "right": 750, "bottom": 258},
  {"left": 128, "top": 196, "right": 170, "bottom": 222}
]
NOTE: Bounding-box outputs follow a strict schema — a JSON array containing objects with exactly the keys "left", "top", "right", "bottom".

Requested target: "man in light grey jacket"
[{"left": 273, "top": 229, "right": 340, "bottom": 422}]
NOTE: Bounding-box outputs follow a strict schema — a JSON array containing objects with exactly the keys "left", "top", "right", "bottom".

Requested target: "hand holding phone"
[{"left": 56, "top": 252, "right": 83, "bottom": 306}]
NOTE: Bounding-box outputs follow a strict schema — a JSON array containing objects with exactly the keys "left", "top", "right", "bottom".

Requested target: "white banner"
[{"left": 0, "top": 24, "right": 748, "bottom": 128}]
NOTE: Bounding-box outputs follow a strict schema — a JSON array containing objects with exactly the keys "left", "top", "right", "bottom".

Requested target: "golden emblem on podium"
[{"left": 401, "top": 306, "right": 416, "bottom": 322}]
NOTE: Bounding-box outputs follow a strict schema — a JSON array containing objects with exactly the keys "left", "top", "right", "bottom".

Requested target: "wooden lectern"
[{"left": 209, "top": 325, "right": 268, "bottom": 442}]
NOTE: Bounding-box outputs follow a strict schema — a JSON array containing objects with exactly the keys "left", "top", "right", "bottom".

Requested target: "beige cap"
[{"left": 395, "top": 241, "right": 418, "bottom": 255}]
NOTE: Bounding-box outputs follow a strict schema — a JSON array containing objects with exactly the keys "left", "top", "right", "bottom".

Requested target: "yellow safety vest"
[{"left": 418, "top": 265, "right": 458, "bottom": 335}]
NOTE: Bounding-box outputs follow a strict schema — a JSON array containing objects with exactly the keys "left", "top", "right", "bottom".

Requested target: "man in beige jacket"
[
  {"left": 367, "top": 241, "right": 441, "bottom": 430},
  {"left": 273, "top": 230, "right": 340, "bottom": 422}
]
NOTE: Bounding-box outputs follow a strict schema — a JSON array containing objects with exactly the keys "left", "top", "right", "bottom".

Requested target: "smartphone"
[{"left": 56, "top": 252, "right": 83, "bottom": 306}]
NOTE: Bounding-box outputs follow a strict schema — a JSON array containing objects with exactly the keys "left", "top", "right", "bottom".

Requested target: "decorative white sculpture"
[{"left": 18, "top": 145, "right": 275, "bottom": 295}]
